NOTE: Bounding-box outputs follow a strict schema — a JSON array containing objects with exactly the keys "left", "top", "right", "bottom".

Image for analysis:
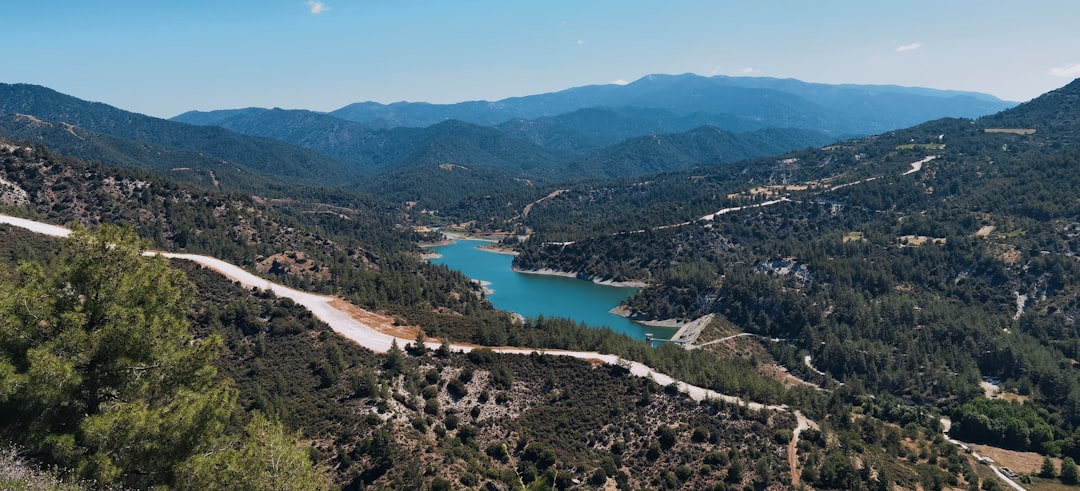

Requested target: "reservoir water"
[{"left": 428, "top": 239, "right": 676, "bottom": 341}]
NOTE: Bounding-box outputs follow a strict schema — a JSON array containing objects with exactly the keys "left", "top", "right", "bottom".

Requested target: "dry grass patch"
[
  {"left": 899, "top": 235, "right": 948, "bottom": 246},
  {"left": 758, "top": 363, "right": 817, "bottom": 388},
  {"left": 694, "top": 315, "right": 742, "bottom": 342},
  {"left": 747, "top": 184, "right": 811, "bottom": 196},
  {"left": 843, "top": 231, "right": 865, "bottom": 243},
  {"left": 701, "top": 334, "right": 771, "bottom": 362},
  {"left": 1025, "top": 477, "right": 1080, "bottom": 491},
  {"left": 985, "top": 128, "right": 1036, "bottom": 135},
  {"left": 966, "top": 443, "right": 1052, "bottom": 475}
]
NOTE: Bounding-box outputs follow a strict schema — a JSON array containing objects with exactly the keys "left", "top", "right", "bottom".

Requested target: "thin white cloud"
[
  {"left": 710, "top": 66, "right": 760, "bottom": 76},
  {"left": 612, "top": 79, "right": 629, "bottom": 86},
  {"left": 895, "top": 42, "right": 923, "bottom": 53},
  {"left": 1049, "top": 63, "right": 1080, "bottom": 78},
  {"left": 577, "top": 39, "right": 585, "bottom": 46},
  {"left": 307, "top": 1, "right": 329, "bottom": 14}
]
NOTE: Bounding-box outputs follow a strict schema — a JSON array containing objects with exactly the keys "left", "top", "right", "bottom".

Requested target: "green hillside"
[
  {"left": 0, "top": 84, "right": 363, "bottom": 187},
  {"left": 498, "top": 79, "right": 1080, "bottom": 460}
]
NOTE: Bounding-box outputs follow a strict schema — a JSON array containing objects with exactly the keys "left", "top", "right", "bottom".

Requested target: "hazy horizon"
[{"left": 5, "top": 1, "right": 1078, "bottom": 118}]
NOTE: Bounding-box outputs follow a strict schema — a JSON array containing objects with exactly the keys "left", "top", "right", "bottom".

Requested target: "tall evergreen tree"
[
  {"left": 0, "top": 225, "right": 233, "bottom": 486},
  {"left": 1062, "top": 457, "right": 1079, "bottom": 485},
  {"left": 1039, "top": 456, "right": 1057, "bottom": 479},
  {"left": 0, "top": 225, "right": 328, "bottom": 489}
]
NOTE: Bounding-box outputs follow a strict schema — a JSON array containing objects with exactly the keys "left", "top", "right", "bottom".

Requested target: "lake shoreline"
[
  {"left": 418, "top": 230, "right": 502, "bottom": 247},
  {"left": 609, "top": 305, "right": 687, "bottom": 328},
  {"left": 428, "top": 238, "right": 674, "bottom": 338},
  {"left": 426, "top": 233, "right": 651, "bottom": 288},
  {"left": 512, "top": 266, "right": 650, "bottom": 288}
]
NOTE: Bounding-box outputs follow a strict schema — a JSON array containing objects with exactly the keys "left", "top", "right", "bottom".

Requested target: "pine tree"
[
  {"left": 436, "top": 337, "right": 452, "bottom": 358},
  {"left": 1039, "top": 456, "right": 1057, "bottom": 479},
  {"left": 0, "top": 225, "right": 328, "bottom": 488},
  {"left": 1062, "top": 457, "right": 1079, "bottom": 485},
  {"left": 176, "top": 412, "right": 331, "bottom": 490},
  {"left": 0, "top": 225, "right": 234, "bottom": 487}
]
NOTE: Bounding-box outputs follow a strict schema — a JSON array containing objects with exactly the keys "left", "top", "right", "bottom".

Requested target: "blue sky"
[{"left": 5, "top": 1, "right": 1080, "bottom": 118}]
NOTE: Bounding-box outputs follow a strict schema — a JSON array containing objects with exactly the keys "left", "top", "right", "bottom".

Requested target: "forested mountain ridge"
[
  {"left": 324, "top": 73, "right": 1013, "bottom": 135},
  {"left": 0, "top": 112, "right": 296, "bottom": 193},
  {"left": 495, "top": 78, "right": 1080, "bottom": 464},
  {"left": 559, "top": 125, "right": 833, "bottom": 179},
  {"left": 171, "top": 104, "right": 835, "bottom": 178},
  {"left": 175, "top": 107, "right": 567, "bottom": 174},
  {"left": 168, "top": 103, "right": 837, "bottom": 208},
  {"left": 0, "top": 83, "right": 363, "bottom": 187},
  {"left": 494, "top": 106, "right": 771, "bottom": 153},
  {"left": 353, "top": 125, "right": 836, "bottom": 216}
]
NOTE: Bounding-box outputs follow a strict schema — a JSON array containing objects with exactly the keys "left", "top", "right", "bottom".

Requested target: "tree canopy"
[{"left": 0, "top": 224, "right": 328, "bottom": 489}]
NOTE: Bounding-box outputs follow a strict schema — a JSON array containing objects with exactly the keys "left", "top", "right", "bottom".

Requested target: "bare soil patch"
[
  {"left": 328, "top": 298, "right": 432, "bottom": 342},
  {"left": 1001, "top": 247, "right": 1022, "bottom": 265}
]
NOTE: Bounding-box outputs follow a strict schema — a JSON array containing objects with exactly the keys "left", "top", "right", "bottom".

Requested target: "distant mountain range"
[
  {"left": 0, "top": 74, "right": 1015, "bottom": 204},
  {"left": 178, "top": 73, "right": 1013, "bottom": 136},
  {"left": 166, "top": 73, "right": 1012, "bottom": 186}
]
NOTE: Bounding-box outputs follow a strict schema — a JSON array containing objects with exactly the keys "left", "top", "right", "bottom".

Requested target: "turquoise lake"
[{"left": 428, "top": 239, "right": 675, "bottom": 341}]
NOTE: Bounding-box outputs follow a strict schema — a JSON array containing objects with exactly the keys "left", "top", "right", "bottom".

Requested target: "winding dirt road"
[{"left": 941, "top": 418, "right": 1027, "bottom": 491}]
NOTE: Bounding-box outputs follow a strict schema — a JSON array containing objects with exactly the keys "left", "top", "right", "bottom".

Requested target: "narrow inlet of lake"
[{"left": 428, "top": 239, "right": 676, "bottom": 341}]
